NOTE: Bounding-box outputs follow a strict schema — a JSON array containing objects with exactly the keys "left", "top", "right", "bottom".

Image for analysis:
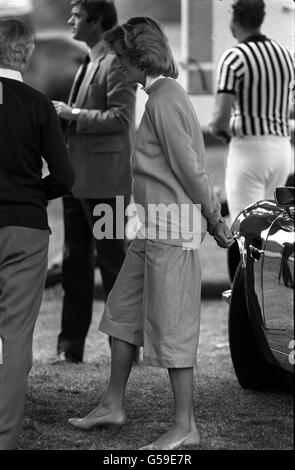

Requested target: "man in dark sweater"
[{"left": 0, "top": 19, "right": 75, "bottom": 449}]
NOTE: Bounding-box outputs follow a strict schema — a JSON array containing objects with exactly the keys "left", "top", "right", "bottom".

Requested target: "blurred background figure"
[
  {"left": 25, "top": 30, "right": 85, "bottom": 103},
  {"left": 0, "top": 0, "right": 86, "bottom": 102},
  {"left": 209, "top": 0, "right": 294, "bottom": 222},
  {"left": 0, "top": 0, "right": 33, "bottom": 25}
]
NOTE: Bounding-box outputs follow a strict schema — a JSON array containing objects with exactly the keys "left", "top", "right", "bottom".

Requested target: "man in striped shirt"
[{"left": 209, "top": 0, "right": 294, "bottom": 221}]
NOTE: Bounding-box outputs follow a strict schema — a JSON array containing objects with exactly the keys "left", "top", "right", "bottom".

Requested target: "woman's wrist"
[
  {"left": 212, "top": 218, "right": 226, "bottom": 235},
  {"left": 208, "top": 218, "right": 226, "bottom": 236}
]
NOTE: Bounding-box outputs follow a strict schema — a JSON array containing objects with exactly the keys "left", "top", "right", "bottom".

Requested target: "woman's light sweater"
[{"left": 131, "top": 78, "right": 222, "bottom": 249}]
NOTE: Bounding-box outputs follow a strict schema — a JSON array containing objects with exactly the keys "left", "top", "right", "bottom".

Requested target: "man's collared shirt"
[
  {"left": 88, "top": 39, "right": 106, "bottom": 63},
  {"left": 0, "top": 68, "right": 23, "bottom": 82},
  {"left": 73, "top": 40, "right": 106, "bottom": 100}
]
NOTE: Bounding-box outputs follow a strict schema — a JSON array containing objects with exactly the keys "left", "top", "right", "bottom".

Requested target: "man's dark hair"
[
  {"left": 232, "top": 0, "right": 265, "bottom": 30},
  {"left": 71, "top": 0, "right": 117, "bottom": 31}
]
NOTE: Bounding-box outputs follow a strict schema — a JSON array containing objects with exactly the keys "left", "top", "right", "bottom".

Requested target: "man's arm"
[
  {"left": 209, "top": 46, "right": 243, "bottom": 144},
  {"left": 53, "top": 57, "right": 136, "bottom": 135},
  {"left": 41, "top": 99, "right": 75, "bottom": 200},
  {"left": 76, "top": 58, "right": 136, "bottom": 134},
  {"left": 209, "top": 93, "right": 235, "bottom": 144}
]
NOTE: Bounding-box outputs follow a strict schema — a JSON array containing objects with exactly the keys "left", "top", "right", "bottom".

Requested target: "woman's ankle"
[
  {"left": 101, "top": 396, "right": 124, "bottom": 413},
  {"left": 172, "top": 420, "right": 193, "bottom": 434}
]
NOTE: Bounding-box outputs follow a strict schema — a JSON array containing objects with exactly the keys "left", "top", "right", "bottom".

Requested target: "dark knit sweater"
[{"left": 0, "top": 77, "right": 74, "bottom": 230}]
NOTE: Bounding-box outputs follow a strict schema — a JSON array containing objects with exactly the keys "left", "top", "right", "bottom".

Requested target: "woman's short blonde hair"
[{"left": 103, "top": 17, "right": 178, "bottom": 79}]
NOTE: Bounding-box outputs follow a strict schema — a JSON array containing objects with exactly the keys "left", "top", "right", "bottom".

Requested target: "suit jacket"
[{"left": 67, "top": 46, "right": 136, "bottom": 199}]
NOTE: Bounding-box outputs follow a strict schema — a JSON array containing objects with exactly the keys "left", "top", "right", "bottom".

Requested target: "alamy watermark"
[{"left": 93, "top": 196, "right": 203, "bottom": 249}]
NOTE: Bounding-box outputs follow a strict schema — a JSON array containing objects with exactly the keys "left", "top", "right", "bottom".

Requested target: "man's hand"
[
  {"left": 208, "top": 124, "right": 231, "bottom": 145},
  {"left": 213, "top": 221, "right": 234, "bottom": 248},
  {"left": 209, "top": 93, "right": 234, "bottom": 144},
  {"left": 52, "top": 101, "right": 76, "bottom": 121}
]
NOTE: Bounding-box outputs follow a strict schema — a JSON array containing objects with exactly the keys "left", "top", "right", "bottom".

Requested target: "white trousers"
[{"left": 225, "top": 135, "right": 292, "bottom": 222}]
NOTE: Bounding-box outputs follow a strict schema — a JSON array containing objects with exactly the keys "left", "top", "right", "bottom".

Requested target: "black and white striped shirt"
[{"left": 217, "top": 35, "right": 294, "bottom": 137}]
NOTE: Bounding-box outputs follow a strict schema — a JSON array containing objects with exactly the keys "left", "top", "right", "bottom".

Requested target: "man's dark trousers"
[{"left": 58, "top": 194, "right": 127, "bottom": 361}]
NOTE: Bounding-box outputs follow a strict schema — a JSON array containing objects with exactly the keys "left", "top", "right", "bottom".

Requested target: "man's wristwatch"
[{"left": 71, "top": 108, "right": 81, "bottom": 118}]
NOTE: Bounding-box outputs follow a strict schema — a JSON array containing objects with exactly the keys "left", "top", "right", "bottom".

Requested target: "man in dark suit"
[
  {"left": 52, "top": 0, "right": 136, "bottom": 363},
  {"left": 0, "top": 19, "right": 74, "bottom": 449}
]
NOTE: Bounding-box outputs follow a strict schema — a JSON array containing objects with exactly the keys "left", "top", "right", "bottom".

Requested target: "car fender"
[{"left": 227, "top": 200, "right": 284, "bottom": 367}]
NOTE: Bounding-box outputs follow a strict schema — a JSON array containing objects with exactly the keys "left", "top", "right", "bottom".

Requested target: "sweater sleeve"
[
  {"left": 147, "top": 93, "right": 222, "bottom": 234},
  {"left": 40, "top": 98, "right": 75, "bottom": 200}
]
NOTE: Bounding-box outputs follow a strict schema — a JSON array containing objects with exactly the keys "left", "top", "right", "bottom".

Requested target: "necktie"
[{"left": 69, "top": 54, "right": 90, "bottom": 106}]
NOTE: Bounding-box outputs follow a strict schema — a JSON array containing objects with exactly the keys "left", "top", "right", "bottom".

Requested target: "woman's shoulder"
[
  {"left": 148, "top": 78, "right": 187, "bottom": 107},
  {"left": 154, "top": 77, "right": 183, "bottom": 93}
]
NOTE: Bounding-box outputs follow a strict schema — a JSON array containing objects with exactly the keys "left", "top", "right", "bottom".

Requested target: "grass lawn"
[{"left": 20, "top": 289, "right": 293, "bottom": 450}]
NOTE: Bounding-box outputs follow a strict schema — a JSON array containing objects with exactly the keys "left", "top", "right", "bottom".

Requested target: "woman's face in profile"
[{"left": 113, "top": 40, "right": 145, "bottom": 85}]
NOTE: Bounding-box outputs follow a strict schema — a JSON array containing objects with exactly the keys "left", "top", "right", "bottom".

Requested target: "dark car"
[{"left": 223, "top": 187, "right": 294, "bottom": 390}]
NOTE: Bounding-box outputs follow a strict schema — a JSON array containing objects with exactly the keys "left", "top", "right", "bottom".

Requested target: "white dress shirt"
[{"left": 0, "top": 68, "right": 23, "bottom": 82}]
